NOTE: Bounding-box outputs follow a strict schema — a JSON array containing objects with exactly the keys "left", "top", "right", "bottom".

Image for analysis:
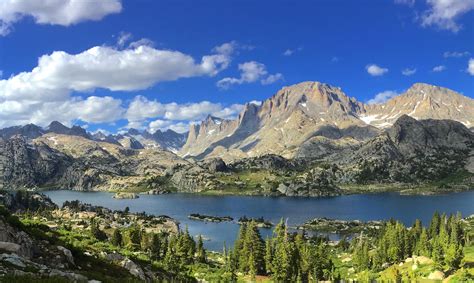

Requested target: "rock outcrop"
[
  {"left": 179, "top": 82, "right": 473, "bottom": 162},
  {"left": 330, "top": 115, "right": 474, "bottom": 184}
]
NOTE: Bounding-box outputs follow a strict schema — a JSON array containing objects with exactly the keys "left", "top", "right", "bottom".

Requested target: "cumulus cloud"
[
  {"left": 444, "top": 51, "right": 470, "bottom": 58},
  {"left": 261, "top": 73, "right": 284, "bottom": 85},
  {"left": 1, "top": 44, "right": 232, "bottom": 103},
  {"left": 468, "top": 58, "right": 474, "bottom": 75},
  {"left": 124, "top": 96, "right": 245, "bottom": 132},
  {"left": 432, "top": 65, "right": 446, "bottom": 72},
  {"left": 148, "top": 120, "right": 190, "bottom": 134},
  {"left": 0, "top": 42, "right": 236, "bottom": 128},
  {"left": 421, "top": 0, "right": 474, "bottom": 32},
  {"left": 0, "top": 95, "right": 124, "bottom": 128},
  {"left": 366, "top": 64, "right": 389, "bottom": 76},
  {"left": 402, "top": 68, "right": 417, "bottom": 76},
  {"left": 367, "top": 91, "right": 399, "bottom": 104},
  {"left": 217, "top": 61, "right": 283, "bottom": 89},
  {"left": 0, "top": 0, "right": 122, "bottom": 36}
]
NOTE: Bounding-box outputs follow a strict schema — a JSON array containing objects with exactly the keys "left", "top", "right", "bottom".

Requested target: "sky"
[{"left": 0, "top": 0, "right": 473, "bottom": 134}]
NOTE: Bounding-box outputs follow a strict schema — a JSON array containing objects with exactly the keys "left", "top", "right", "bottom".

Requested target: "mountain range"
[
  {"left": 179, "top": 82, "right": 474, "bottom": 162},
  {"left": 0, "top": 121, "right": 188, "bottom": 153},
  {"left": 0, "top": 81, "right": 472, "bottom": 194}
]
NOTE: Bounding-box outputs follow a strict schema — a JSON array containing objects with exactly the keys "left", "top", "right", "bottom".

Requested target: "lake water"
[{"left": 43, "top": 190, "right": 474, "bottom": 251}]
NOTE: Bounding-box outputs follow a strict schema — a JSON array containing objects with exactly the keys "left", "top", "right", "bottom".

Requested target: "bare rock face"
[
  {"left": 0, "top": 136, "right": 74, "bottom": 190},
  {"left": 0, "top": 133, "right": 193, "bottom": 191},
  {"left": 0, "top": 218, "right": 34, "bottom": 258},
  {"left": 361, "top": 83, "right": 474, "bottom": 128},
  {"left": 180, "top": 82, "right": 369, "bottom": 161},
  {"left": 179, "top": 81, "right": 473, "bottom": 162},
  {"left": 331, "top": 115, "right": 474, "bottom": 184}
]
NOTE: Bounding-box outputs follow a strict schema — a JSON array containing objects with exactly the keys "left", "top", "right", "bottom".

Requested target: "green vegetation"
[{"left": 1, "top": 190, "right": 473, "bottom": 282}]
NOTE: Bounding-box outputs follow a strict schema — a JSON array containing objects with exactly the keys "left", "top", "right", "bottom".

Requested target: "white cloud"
[
  {"left": 367, "top": 91, "right": 399, "bottom": 104},
  {"left": 432, "top": 65, "right": 446, "bottom": 72},
  {"left": 402, "top": 68, "right": 417, "bottom": 76},
  {"left": 0, "top": 0, "right": 122, "bottom": 36},
  {"left": 0, "top": 95, "right": 124, "bottom": 128},
  {"left": 0, "top": 42, "right": 235, "bottom": 128},
  {"left": 444, "top": 51, "right": 470, "bottom": 58},
  {"left": 128, "top": 38, "right": 155, "bottom": 49},
  {"left": 117, "top": 31, "right": 132, "bottom": 48},
  {"left": 261, "top": 73, "right": 284, "bottom": 85},
  {"left": 148, "top": 120, "right": 190, "bottom": 134},
  {"left": 468, "top": 58, "right": 474, "bottom": 75},
  {"left": 283, "top": 47, "right": 303, "bottom": 56},
  {"left": 0, "top": 44, "right": 233, "bottom": 100},
  {"left": 125, "top": 96, "right": 245, "bottom": 130},
  {"left": 366, "top": 64, "right": 389, "bottom": 76},
  {"left": 217, "top": 61, "right": 283, "bottom": 89},
  {"left": 213, "top": 41, "right": 237, "bottom": 55},
  {"left": 148, "top": 119, "right": 175, "bottom": 132},
  {"left": 421, "top": 0, "right": 474, "bottom": 32}
]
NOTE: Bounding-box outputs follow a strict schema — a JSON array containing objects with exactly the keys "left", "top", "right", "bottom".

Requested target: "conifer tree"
[
  {"left": 196, "top": 235, "right": 206, "bottom": 263},
  {"left": 429, "top": 211, "right": 441, "bottom": 239},
  {"left": 90, "top": 218, "right": 107, "bottom": 241},
  {"left": 264, "top": 237, "right": 273, "bottom": 274},
  {"left": 150, "top": 233, "right": 162, "bottom": 260},
  {"left": 111, "top": 228, "right": 122, "bottom": 247}
]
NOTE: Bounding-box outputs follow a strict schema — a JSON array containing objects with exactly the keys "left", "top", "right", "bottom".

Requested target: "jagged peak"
[{"left": 46, "top": 120, "right": 68, "bottom": 130}]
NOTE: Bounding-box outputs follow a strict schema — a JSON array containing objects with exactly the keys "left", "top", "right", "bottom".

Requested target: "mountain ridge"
[{"left": 179, "top": 82, "right": 474, "bottom": 161}]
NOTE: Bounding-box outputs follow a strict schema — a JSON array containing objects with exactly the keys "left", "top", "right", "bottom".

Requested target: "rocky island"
[
  {"left": 188, "top": 213, "right": 233, "bottom": 222},
  {"left": 113, "top": 192, "right": 139, "bottom": 199}
]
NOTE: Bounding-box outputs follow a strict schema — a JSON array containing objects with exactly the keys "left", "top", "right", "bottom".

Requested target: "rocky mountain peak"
[
  {"left": 127, "top": 128, "right": 142, "bottom": 136},
  {"left": 361, "top": 83, "right": 473, "bottom": 128},
  {"left": 46, "top": 121, "right": 68, "bottom": 131},
  {"left": 46, "top": 121, "right": 89, "bottom": 138}
]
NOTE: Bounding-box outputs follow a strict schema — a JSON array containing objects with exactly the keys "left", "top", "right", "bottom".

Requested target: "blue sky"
[{"left": 0, "top": 0, "right": 473, "bottom": 133}]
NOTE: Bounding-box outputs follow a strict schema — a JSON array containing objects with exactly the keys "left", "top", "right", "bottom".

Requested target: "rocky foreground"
[{"left": 0, "top": 191, "right": 181, "bottom": 282}]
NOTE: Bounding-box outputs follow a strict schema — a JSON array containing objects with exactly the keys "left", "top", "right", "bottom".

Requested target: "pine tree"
[
  {"left": 196, "top": 235, "right": 206, "bottom": 263},
  {"left": 354, "top": 238, "right": 370, "bottom": 271},
  {"left": 164, "top": 235, "right": 178, "bottom": 273},
  {"left": 264, "top": 237, "right": 273, "bottom": 274},
  {"left": 416, "top": 228, "right": 430, "bottom": 257},
  {"left": 150, "top": 233, "right": 162, "bottom": 260},
  {"left": 234, "top": 223, "right": 247, "bottom": 269},
  {"left": 224, "top": 250, "right": 238, "bottom": 282},
  {"left": 429, "top": 211, "right": 441, "bottom": 239},
  {"left": 127, "top": 225, "right": 141, "bottom": 250},
  {"left": 111, "top": 228, "right": 122, "bottom": 247},
  {"left": 90, "top": 218, "right": 107, "bottom": 241},
  {"left": 240, "top": 221, "right": 265, "bottom": 275},
  {"left": 444, "top": 242, "right": 463, "bottom": 270}
]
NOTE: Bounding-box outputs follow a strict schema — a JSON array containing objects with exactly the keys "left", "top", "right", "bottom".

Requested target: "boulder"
[
  {"left": 0, "top": 241, "right": 21, "bottom": 253},
  {"left": 428, "top": 270, "right": 445, "bottom": 280},
  {"left": 57, "top": 246, "right": 75, "bottom": 265},
  {"left": 104, "top": 252, "right": 124, "bottom": 262},
  {"left": 121, "top": 258, "right": 146, "bottom": 280},
  {"left": 1, "top": 253, "right": 26, "bottom": 268}
]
